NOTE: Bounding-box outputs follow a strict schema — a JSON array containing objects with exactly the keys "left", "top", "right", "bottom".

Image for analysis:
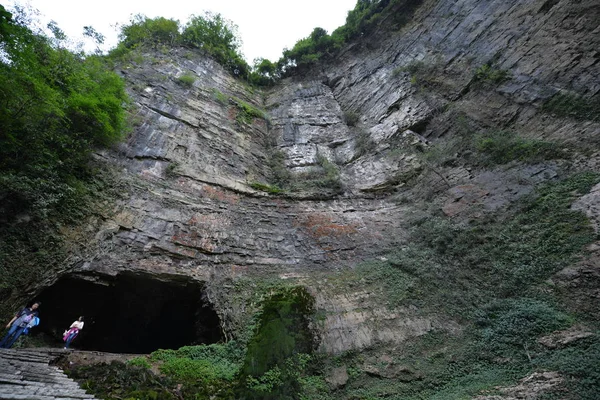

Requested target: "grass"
[
  {"left": 392, "top": 57, "right": 445, "bottom": 89},
  {"left": 209, "top": 88, "right": 268, "bottom": 125},
  {"left": 151, "top": 341, "right": 245, "bottom": 383},
  {"left": 541, "top": 92, "right": 600, "bottom": 122},
  {"left": 417, "top": 128, "right": 571, "bottom": 171},
  {"left": 176, "top": 73, "right": 196, "bottom": 87},
  {"left": 473, "top": 64, "right": 511, "bottom": 84},
  {"left": 235, "top": 99, "right": 268, "bottom": 125},
  {"left": 249, "top": 181, "right": 284, "bottom": 194},
  {"left": 474, "top": 130, "right": 566, "bottom": 165}
]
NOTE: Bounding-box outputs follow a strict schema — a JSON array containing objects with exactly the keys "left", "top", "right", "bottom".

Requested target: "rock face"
[{"left": 35, "top": 0, "right": 600, "bottom": 354}]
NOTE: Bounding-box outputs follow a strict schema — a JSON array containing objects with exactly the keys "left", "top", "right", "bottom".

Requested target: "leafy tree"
[
  {"left": 117, "top": 14, "right": 180, "bottom": 49},
  {"left": 248, "top": 58, "right": 279, "bottom": 86},
  {"left": 0, "top": 5, "right": 127, "bottom": 220},
  {"left": 181, "top": 12, "right": 249, "bottom": 77},
  {"left": 273, "top": 0, "right": 423, "bottom": 78}
]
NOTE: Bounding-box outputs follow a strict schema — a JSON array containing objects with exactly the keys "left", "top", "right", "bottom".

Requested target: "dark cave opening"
[{"left": 34, "top": 272, "right": 223, "bottom": 354}]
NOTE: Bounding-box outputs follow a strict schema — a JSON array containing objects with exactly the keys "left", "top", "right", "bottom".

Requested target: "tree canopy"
[
  {"left": 0, "top": 5, "right": 128, "bottom": 221},
  {"left": 111, "top": 12, "right": 250, "bottom": 78}
]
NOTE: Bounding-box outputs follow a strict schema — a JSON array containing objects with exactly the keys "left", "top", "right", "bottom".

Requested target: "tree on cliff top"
[{"left": 111, "top": 12, "right": 250, "bottom": 78}]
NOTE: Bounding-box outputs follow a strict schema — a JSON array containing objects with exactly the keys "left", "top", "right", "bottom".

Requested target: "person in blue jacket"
[{"left": 0, "top": 301, "right": 41, "bottom": 348}]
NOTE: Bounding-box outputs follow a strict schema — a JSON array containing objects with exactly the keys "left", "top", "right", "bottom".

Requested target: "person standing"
[
  {"left": 0, "top": 301, "right": 41, "bottom": 348},
  {"left": 63, "top": 316, "right": 84, "bottom": 349}
]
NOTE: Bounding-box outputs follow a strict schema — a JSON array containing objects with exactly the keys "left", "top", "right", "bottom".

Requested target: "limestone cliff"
[{"left": 10, "top": 0, "right": 599, "bottom": 373}]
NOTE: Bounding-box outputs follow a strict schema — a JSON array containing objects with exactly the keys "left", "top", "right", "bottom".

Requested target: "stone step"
[{"left": 0, "top": 348, "right": 96, "bottom": 400}]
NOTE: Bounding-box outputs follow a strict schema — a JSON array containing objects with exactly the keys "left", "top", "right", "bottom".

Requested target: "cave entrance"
[{"left": 35, "top": 272, "right": 222, "bottom": 354}]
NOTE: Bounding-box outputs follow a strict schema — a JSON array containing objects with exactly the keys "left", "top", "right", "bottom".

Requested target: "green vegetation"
[
  {"left": 176, "top": 72, "right": 196, "bottom": 87},
  {"left": 181, "top": 12, "right": 248, "bottom": 78},
  {"left": 474, "top": 130, "right": 567, "bottom": 165},
  {"left": 294, "top": 155, "right": 343, "bottom": 193},
  {"left": 151, "top": 341, "right": 245, "bottom": 383},
  {"left": 234, "top": 98, "right": 267, "bottom": 125},
  {"left": 66, "top": 286, "right": 323, "bottom": 400},
  {"left": 127, "top": 356, "right": 152, "bottom": 369},
  {"left": 116, "top": 15, "right": 179, "bottom": 50},
  {"left": 239, "top": 287, "right": 317, "bottom": 399},
  {"left": 266, "top": 154, "right": 343, "bottom": 195},
  {"left": 274, "top": 0, "right": 424, "bottom": 76},
  {"left": 65, "top": 0, "right": 430, "bottom": 86},
  {"left": 473, "top": 63, "right": 511, "bottom": 84},
  {"left": 419, "top": 128, "right": 570, "bottom": 169},
  {"left": 249, "top": 182, "right": 284, "bottom": 194},
  {"left": 541, "top": 92, "right": 600, "bottom": 122},
  {"left": 211, "top": 88, "right": 230, "bottom": 105},
  {"left": 343, "top": 111, "right": 359, "bottom": 126},
  {"left": 392, "top": 58, "right": 445, "bottom": 88},
  {"left": 353, "top": 129, "right": 377, "bottom": 159},
  {"left": 109, "top": 12, "right": 249, "bottom": 78},
  {"left": 67, "top": 361, "right": 178, "bottom": 400},
  {"left": 0, "top": 6, "right": 128, "bottom": 305},
  {"left": 339, "top": 172, "right": 599, "bottom": 398},
  {"left": 209, "top": 88, "right": 267, "bottom": 125}
]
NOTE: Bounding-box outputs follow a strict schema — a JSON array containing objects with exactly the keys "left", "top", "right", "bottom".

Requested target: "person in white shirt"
[{"left": 63, "top": 316, "right": 84, "bottom": 349}]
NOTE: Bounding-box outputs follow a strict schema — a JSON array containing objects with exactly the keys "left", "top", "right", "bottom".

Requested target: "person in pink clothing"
[{"left": 63, "top": 316, "right": 84, "bottom": 349}]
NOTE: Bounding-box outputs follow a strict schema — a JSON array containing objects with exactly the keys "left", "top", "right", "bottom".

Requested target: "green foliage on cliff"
[
  {"left": 419, "top": 127, "right": 571, "bottom": 170},
  {"left": 66, "top": 286, "right": 323, "bottom": 400},
  {"left": 272, "top": 0, "right": 424, "bottom": 76},
  {"left": 542, "top": 92, "right": 600, "bottom": 122},
  {"left": 182, "top": 12, "right": 249, "bottom": 78},
  {"left": 262, "top": 146, "right": 343, "bottom": 196},
  {"left": 239, "top": 286, "right": 318, "bottom": 399},
  {"left": 151, "top": 341, "right": 245, "bottom": 383},
  {"left": 334, "top": 171, "right": 600, "bottom": 399},
  {"left": 110, "top": 12, "right": 250, "bottom": 78},
  {"left": 176, "top": 72, "right": 196, "bottom": 87},
  {"left": 474, "top": 130, "right": 566, "bottom": 165},
  {"left": 0, "top": 6, "right": 127, "bottom": 308},
  {"left": 473, "top": 63, "right": 511, "bottom": 84},
  {"left": 117, "top": 15, "right": 180, "bottom": 49},
  {"left": 0, "top": 5, "right": 127, "bottom": 221}
]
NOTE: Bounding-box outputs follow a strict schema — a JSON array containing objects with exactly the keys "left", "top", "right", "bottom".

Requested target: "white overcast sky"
[{"left": 4, "top": 0, "right": 358, "bottom": 62}]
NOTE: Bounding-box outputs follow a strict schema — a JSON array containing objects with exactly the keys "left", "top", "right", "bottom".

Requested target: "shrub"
[
  {"left": 475, "top": 298, "right": 572, "bottom": 359},
  {"left": 240, "top": 288, "right": 317, "bottom": 399},
  {"left": 292, "top": 155, "right": 343, "bottom": 193},
  {"left": 541, "top": 92, "right": 600, "bottom": 122},
  {"left": 249, "top": 182, "right": 284, "bottom": 194},
  {"left": 474, "top": 130, "right": 566, "bottom": 165},
  {"left": 176, "top": 73, "right": 195, "bottom": 87},
  {"left": 343, "top": 111, "right": 359, "bottom": 126},
  {"left": 353, "top": 130, "right": 376, "bottom": 159},
  {"left": 541, "top": 336, "right": 600, "bottom": 400},
  {"left": 474, "top": 64, "right": 511, "bottom": 84},
  {"left": 277, "top": 0, "right": 425, "bottom": 76},
  {"left": 151, "top": 341, "right": 244, "bottom": 382},
  {"left": 116, "top": 15, "right": 180, "bottom": 50},
  {"left": 127, "top": 356, "right": 151, "bottom": 369},
  {"left": 234, "top": 99, "right": 267, "bottom": 124},
  {"left": 181, "top": 12, "right": 249, "bottom": 77},
  {"left": 392, "top": 57, "right": 445, "bottom": 88}
]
